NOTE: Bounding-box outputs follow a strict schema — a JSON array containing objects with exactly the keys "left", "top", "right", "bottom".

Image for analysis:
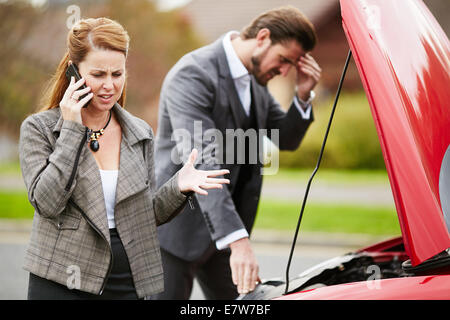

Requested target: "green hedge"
[
  {"left": 279, "top": 91, "right": 386, "bottom": 169},
  {"left": 255, "top": 199, "right": 400, "bottom": 236}
]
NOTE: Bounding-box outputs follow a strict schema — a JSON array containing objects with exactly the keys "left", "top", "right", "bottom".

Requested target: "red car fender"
[{"left": 276, "top": 275, "right": 450, "bottom": 300}]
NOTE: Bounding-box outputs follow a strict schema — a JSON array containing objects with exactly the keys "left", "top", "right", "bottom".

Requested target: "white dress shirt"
[{"left": 216, "top": 31, "right": 313, "bottom": 250}]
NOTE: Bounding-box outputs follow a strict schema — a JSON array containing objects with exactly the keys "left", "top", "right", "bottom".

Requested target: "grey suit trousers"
[{"left": 151, "top": 245, "right": 238, "bottom": 300}]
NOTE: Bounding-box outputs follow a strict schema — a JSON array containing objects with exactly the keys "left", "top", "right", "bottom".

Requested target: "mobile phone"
[{"left": 65, "top": 63, "right": 90, "bottom": 108}]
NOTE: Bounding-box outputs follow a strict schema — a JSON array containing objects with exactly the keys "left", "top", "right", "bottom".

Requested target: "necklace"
[{"left": 87, "top": 110, "right": 112, "bottom": 152}]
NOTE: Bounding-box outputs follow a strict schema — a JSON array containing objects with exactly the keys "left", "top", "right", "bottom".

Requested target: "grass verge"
[
  {"left": 263, "top": 168, "right": 390, "bottom": 185},
  {"left": 0, "top": 190, "right": 401, "bottom": 236},
  {"left": 254, "top": 199, "right": 400, "bottom": 236},
  {"left": 0, "top": 191, "right": 33, "bottom": 219}
]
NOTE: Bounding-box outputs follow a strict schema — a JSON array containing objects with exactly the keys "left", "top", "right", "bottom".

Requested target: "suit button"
[{"left": 57, "top": 221, "right": 63, "bottom": 229}]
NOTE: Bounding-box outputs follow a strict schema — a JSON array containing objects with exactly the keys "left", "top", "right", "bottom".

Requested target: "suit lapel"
[
  {"left": 51, "top": 110, "right": 109, "bottom": 241},
  {"left": 113, "top": 104, "right": 150, "bottom": 205},
  {"left": 222, "top": 76, "right": 247, "bottom": 128},
  {"left": 72, "top": 145, "right": 110, "bottom": 243},
  {"left": 250, "top": 77, "right": 266, "bottom": 130},
  {"left": 73, "top": 136, "right": 148, "bottom": 242},
  {"left": 69, "top": 104, "right": 150, "bottom": 242},
  {"left": 215, "top": 38, "right": 246, "bottom": 129},
  {"left": 114, "top": 134, "right": 148, "bottom": 205}
]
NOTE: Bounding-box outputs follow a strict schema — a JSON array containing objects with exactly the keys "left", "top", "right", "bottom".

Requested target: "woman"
[{"left": 19, "top": 17, "right": 229, "bottom": 300}]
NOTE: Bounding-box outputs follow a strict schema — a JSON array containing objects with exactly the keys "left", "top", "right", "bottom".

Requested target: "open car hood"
[{"left": 340, "top": 0, "right": 450, "bottom": 266}]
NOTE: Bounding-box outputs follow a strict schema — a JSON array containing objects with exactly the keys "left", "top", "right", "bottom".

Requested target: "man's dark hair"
[{"left": 241, "top": 6, "right": 317, "bottom": 51}]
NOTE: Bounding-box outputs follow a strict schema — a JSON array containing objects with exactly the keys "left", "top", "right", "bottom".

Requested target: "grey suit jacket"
[
  {"left": 155, "top": 36, "right": 313, "bottom": 261},
  {"left": 19, "top": 104, "right": 188, "bottom": 298}
]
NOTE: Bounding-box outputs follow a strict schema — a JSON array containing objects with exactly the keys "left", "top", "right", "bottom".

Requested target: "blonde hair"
[{"left": 39, "top": 17, "right": 130, "bottom": 112}]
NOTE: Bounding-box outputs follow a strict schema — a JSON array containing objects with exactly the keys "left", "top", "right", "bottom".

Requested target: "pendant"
[{"left": 90, "top": 139, "right": 100, "bottom": 152}]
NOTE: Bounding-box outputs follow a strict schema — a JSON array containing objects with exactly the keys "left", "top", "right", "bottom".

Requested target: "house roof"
[
  {"left": 424, "top": 0, "right": 450, "bottom": 37},
  {"left": 183, "top": 0, "right": 339, "bottom": 42},
  {"left": 183, "top": 0, "right": 449, "bottom": 42}
]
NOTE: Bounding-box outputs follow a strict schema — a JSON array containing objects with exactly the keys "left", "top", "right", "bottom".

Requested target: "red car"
[{"left": 242, "top": 0, "right": 450, "bottom": 300}]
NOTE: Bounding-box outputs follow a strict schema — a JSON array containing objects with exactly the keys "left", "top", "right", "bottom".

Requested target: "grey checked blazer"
[
  {"left": 155, "top": 36, "right": 313, "bottom": 261},
  {"left": 19, "top": 104, "right": 188, "bottom": 298}
]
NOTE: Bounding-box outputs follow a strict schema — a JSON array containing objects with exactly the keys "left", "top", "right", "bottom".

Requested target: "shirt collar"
[{"left": 222, "top": 31, "right": 249, "bottom": 80}]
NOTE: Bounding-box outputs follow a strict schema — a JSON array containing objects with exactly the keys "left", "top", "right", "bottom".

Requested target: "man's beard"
[{"left": 251, "top": 48, "right": 279, "bottom": 86}]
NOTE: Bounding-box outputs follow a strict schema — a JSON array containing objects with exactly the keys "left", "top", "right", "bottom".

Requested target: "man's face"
[{"left": 251, "top": 39, "right": 306, "bottom": 86}]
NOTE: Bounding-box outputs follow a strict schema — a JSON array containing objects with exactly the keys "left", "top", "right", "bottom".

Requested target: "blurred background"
[{"left": 0, "top": 0, "right": 449, "bottom": 299}]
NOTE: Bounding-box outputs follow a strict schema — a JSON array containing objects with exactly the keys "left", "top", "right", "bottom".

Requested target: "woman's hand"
[
  {"left": 178, "top": 149, "right": 230, "bottom": 195},
  {"left": 59, "top": 75, "right": 93, "bottom": 124}
]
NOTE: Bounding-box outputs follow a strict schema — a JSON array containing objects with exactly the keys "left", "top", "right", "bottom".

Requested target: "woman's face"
[{"left": 78, "top": 49, "right": 126, "bottom": 111}]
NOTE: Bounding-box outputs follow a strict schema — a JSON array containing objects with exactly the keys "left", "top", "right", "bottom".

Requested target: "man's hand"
[
  {"left": 229, "top": 237, "right": 260, "bottom": 295},
  {"left": 296, "top": 53, "right": 321, "bottom": 101}
]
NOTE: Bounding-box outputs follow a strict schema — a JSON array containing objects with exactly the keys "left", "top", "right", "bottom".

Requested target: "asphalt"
[{"left": 1, "top": 223, "right": 369, "bottom": 300}]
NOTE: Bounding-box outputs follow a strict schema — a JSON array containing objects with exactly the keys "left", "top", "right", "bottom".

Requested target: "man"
[{"left": 152, "top": 6, "right": 321, "bottom": 299}]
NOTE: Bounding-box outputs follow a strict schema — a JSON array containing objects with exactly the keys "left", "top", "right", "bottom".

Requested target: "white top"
[
  {"left": 216, "top": 31, "right": 314, "bottom": 250},
  {"left": 99, "top": 169, "right": 119, "bottom": 229}
]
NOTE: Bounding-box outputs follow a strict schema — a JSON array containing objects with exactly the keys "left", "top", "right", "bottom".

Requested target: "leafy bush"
[
  {"left": 279, "top": 91, "right": 386, "bottom": 169},
  {"left": 255, "top": 199, "right": 400, "bottom": 235}
]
